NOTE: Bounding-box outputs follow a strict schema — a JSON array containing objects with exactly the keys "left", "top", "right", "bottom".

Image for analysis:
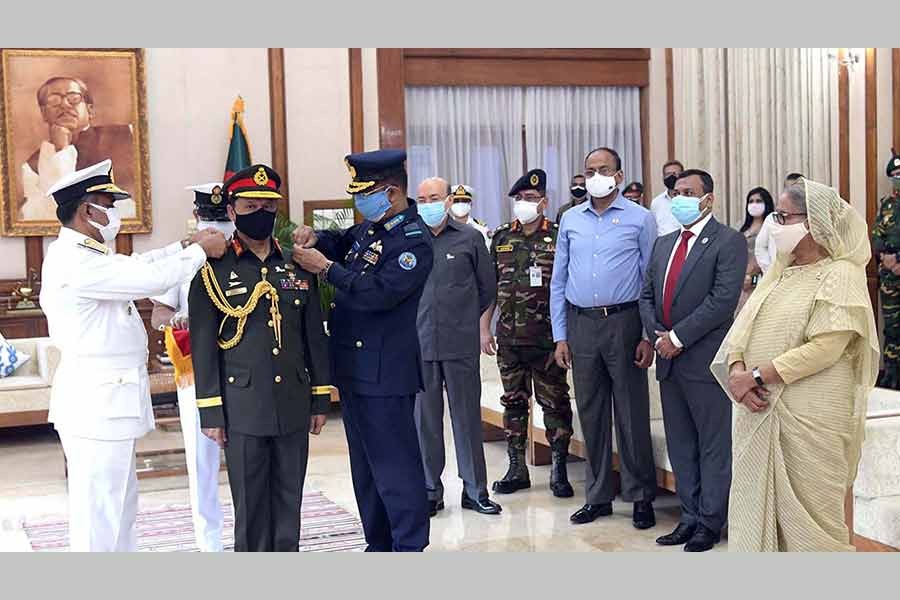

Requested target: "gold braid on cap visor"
[{"left": 200, "top": 263, "right": 282, "bottom": 350}]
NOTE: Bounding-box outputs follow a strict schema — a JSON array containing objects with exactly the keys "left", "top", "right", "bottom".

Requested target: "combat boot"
[
  {"left": 549, "top": 438, "right": 574, "bottom": 498},
  {"left": 492, "top": 444, "right": 531, "bottom": 494}
]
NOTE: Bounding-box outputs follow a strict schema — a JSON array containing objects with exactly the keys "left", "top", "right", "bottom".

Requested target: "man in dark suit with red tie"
[{"left": 638, "top": 169, "right": 747, "bottom": 552}]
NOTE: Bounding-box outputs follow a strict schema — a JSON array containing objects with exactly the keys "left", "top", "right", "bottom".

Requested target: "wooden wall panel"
[
  {"left": 268, "top": 48, "right": 290, "bottom": 217},
  {"left": 349, "top": 48, "right": 364, "bottom": 153},
  {"left": 838, "top": 48, "right": 850, "bottom": 202},
  {"left": 404, "top": 58, "right": 648, "bottom": 87},
  {"left": 376, "top": 49, "right": 406, "bottom": 149}
]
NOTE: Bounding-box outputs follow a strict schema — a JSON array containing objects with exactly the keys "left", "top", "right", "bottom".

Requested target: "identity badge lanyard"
[{"left": 529, "top": 247, "right": 541, "bottom": 287}]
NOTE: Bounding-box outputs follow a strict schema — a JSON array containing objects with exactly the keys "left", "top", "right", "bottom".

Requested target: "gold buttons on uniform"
[
  {"left": 272, "top": 348, "right": 280, "bottom": 356},
  {"left": 261, "top": 267, "right": 268, "bottom": 275},
  {"left": 355, "top": 340, "right": 363, "bottom": 348},
  {"left": 228, "top": 376, "right": 235, "bottom": 383},
  {"left": 274, "top": 375, "right": 282, "bottom": 383},
  {"left": 294, "top": 299, "right": 301, "bottom": 306},
  {"left": 268, "top": 320, "right": 274, "bottom": 327}
]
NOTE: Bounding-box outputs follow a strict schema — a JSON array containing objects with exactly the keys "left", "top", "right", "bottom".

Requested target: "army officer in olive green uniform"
[{"left": 190, "top": 164, "right": 332, "bottom": 552}]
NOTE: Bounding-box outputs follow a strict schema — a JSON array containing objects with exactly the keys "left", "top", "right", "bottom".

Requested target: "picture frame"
[{"left": 0, "top": 48, "right": 151, "bottom": 236}]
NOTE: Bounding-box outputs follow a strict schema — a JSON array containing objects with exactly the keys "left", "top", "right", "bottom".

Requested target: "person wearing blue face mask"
[
  {"left": 412, "top": 177, "right": 500, "bottom": 517},
  {"left": 638, "top": 169, "right": 746, "bottom": 551},
  {"left": 292, "top": 149, "right": 434, "bottom": 552}
]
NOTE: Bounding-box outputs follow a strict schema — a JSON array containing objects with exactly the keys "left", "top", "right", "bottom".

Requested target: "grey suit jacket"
[{"left": 638, "top": 217, "right": 747, "bottom": 382}]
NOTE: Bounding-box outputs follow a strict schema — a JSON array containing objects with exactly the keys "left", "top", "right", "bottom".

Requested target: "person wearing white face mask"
[
  {"left": 448, "top": 184, "right": 490, "bottom": 246},
  {"left": 711, "top": 178, "right": 879, "bottom": 551},
  {"left": 481, "top": 168, "right": 576, "bottom": 500},
  {"left": 148, "top": 182, "right": 234, "bottom": 552},
  {"left": 737, "top": 187, "right": 774, "bottom": 313},
  {"left": 550, "top": 147, "right": 658, "bottom": 530},
  {"left": 39, "top": 160, "right": 227, "bottom": 552}
]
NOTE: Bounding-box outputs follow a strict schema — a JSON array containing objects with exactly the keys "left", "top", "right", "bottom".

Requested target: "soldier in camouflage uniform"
[
  {"left": 873, "top": 149, "right": 900, "bottom": 389},
  {"left": 556, "top": 173, "right": 587, "bottom": 225},
  {"left": 481, "top": 168, "right": 574, "bottom": 498}
]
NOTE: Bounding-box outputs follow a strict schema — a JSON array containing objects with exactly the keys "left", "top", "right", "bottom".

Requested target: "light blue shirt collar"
[{"left": 580, "top": 192, "right": 629, "bottom": 217}]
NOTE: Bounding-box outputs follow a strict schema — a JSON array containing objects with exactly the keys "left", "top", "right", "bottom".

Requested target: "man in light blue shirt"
[{"left": 550, "top": 147, "right": 658, "bottom": 530}]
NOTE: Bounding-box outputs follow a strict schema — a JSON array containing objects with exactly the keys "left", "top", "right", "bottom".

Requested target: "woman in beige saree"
[{"left": 710, "top": 179, "right": 879, "bottom": 551}]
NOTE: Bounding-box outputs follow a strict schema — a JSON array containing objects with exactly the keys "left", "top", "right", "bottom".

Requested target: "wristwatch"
[
  {"left": 319, "top": 260, "right": 333, "bottom": 279},
  {"left": 751, "top": 367, "right": 765, "bottom": 387}
]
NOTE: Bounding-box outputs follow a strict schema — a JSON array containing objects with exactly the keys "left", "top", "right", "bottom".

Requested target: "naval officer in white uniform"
[
  {"left": 40, "top": 159, "right": 227, "bottom": 552},
  {"left": 150, "top": 182, "right": 234, "bottom": 552}
]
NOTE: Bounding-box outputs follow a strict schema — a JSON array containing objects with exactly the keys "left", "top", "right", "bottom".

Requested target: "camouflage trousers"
[
  {"left": 496, "top": 344, "right": 573, "bottom": 451},
  {"left": 879, "top": 283, "right": 900, "bottom": 389}
]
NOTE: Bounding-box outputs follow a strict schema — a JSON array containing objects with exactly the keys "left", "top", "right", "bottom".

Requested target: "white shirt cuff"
[{"left": 669, "top": 329, "right": 684, "bottom": 349}]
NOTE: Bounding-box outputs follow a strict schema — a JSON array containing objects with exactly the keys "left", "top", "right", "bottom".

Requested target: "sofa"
[
  {"left": 853, "top": 386, "right": 900, "bottom": 550},
  {"left": 0, "top": 338, "right": 60, "bottom": 428}
]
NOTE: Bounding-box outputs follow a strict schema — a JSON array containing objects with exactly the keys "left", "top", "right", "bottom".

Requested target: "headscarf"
[{"left": 710, "top": 178, "right": 880, "bottom": 480}]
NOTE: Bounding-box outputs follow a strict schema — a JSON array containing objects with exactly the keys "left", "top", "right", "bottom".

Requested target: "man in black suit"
[
  {"left": 638, "top": 169, "right": 747, "bottom": 552},
  {"left": 21, "top": 76, "right": 135, "bottom": 220}
]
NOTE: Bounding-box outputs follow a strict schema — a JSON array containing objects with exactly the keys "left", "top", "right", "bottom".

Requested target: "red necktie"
[{"left": 662, "top": 230, "right": 694, "bottom": 329}]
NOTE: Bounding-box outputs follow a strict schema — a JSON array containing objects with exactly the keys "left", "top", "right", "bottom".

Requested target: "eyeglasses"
[
  {"left": 773, "top": 211, "right": 807, "bottom": 225},
  {"left": 43, "top": 92, "right": 85, "bottom": 108},
  {"left": 584, "top": 167, "right": 618, "bottom": 177}
]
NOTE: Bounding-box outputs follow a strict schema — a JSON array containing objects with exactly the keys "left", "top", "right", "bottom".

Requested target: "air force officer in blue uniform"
[{"left": 293, "top": 149, "right": 433, "bottom": 552}]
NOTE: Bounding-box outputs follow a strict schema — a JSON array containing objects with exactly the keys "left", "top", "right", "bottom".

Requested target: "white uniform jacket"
[{"left": 41, "top": 227, "right": 207, "bottom": 441}]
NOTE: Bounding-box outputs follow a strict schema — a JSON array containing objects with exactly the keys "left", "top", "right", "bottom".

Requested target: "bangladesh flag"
[{"left": 224, "top": 96, "right": 252, "bottom": 181}]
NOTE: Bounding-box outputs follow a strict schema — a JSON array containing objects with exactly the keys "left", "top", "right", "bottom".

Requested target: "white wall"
[
  {"left": 284, "top": 48, "right": 351, "bottom": 222},
  {"left": 362, "top": 48, "right": 380, "bottom": 151},
  {"left": 647, "top": 48, "right": 670, "bottom": 200},
  {"left": 134, "top": 48, "right": 272, "bottom": 253}
]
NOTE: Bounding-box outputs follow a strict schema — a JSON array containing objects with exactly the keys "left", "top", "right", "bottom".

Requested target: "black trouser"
[
  {"left": 568, "top": 305, "right": 657, "bottom": 504},
  {"left": 225, "top": 428, "right": 309, "bottom": 552},
  {"left": 659, "top": 369, "right": 732, "bottom": 533}
]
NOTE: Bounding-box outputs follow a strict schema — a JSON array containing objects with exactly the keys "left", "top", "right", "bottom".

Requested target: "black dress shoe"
[
  {"left": 569, "top": 503, "right": 613, "bottom": 524},
  {"left": 684, "top": 524, "right": 720, "bottom": 552},
  {"left": 656, "top": 523, "right": 696, "bottom": 546},
  {"left": 428, "top": 499, "right": 445, "bottom": 518},
  {"left": 632, "top": 501, "right": 656, "bottom": 530},
  {"left": 461, "top": 492, "right": 502, "bottom": 515}
]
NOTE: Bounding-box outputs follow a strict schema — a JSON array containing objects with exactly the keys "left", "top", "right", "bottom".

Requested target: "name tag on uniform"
[
  {"left": 529, "top": 266, "right": 542, "bottom": 287},
  {"left": 225, "top": 286, "right": 248, "bottom": 297},
  {"left": 496, "top": 244, "right": 514, "bottom": 253}
]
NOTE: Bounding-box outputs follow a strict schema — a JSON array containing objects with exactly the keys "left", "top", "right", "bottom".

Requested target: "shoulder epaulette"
[
  {"left": 77, "top": 237, "right": 109, "bottom": 255},
  {"left": 474, "top": 218, "right": 486, "bottom": 226},
  {"left": 403, "top": 222, "right": 423, "bottom": 237},
  {"left": 492, "top": 223, "right": 511, "bottom": 236}
]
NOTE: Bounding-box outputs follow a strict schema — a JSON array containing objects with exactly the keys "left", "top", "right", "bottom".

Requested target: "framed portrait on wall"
[{"left": 0, "top": 48, "right": 151, "bottom": 236}]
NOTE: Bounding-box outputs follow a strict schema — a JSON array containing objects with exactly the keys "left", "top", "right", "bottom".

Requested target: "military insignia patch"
[
  {"left": 78, "top": 237, "right": 109, "bottom": 255},
  {"left": 253, "top": 167, "right": 269, "bottom": 186},
  {"left": 530, "top": 174, "right": 539, "bottom": 186},
  {"left": 398, "top": 252, "right": 417, "bottom": 270},
  {"left": 384, "top": 214, "right": 407, "bottom": 231},
  {"left": 229, "top": 271, "right": 239, "bottom": 280},
  {"left": 275, "top": 265, "right": 286, "bottom": 273},
  {"left": 211, "top": 185, "right": 223, "bottom": 205}
]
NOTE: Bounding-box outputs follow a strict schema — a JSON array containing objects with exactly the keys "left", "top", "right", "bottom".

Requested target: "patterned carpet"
[{"left": 23, "top": 490, "right": 367, "bottom": 552}]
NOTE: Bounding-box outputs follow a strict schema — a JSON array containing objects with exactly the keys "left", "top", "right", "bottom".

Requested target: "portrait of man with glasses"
[{"left": 19, "top": 75, "right": 136, "bottom": 221}]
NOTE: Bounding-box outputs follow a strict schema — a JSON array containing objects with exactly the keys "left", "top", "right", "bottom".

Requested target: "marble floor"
[{"left": 0, "top": 406, "right": 723, "bottom": 552}]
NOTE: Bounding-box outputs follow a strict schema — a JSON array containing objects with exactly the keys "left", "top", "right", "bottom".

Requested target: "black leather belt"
[{"left": 570, "top": 301, "right": 638, "bottom": 317}]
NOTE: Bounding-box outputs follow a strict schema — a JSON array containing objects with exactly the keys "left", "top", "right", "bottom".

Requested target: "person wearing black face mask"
[
  {"left": 189, "top": 163, "right": 333, "bottom": 551},
  {"left": 556, "top": 174, "right": 588, "bottom": 225},
  {"left": 650, "top": 160, "right": 684, "bottom": 236}
]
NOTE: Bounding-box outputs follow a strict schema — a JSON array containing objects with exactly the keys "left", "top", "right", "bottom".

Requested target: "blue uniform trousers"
[{"left": 339, "top": 388, "right": 429, "bottom": 552}]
